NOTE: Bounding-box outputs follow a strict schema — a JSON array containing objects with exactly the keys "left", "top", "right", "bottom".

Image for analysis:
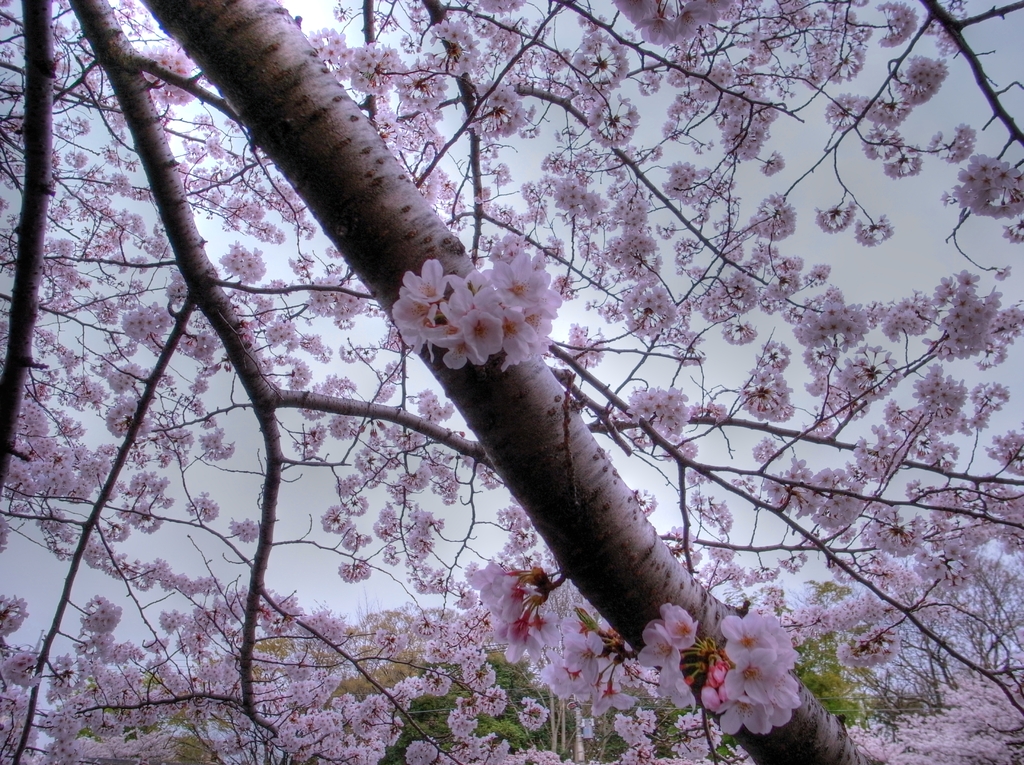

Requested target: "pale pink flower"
[
  {"left": 1, "top": 652, "right": 38, "bottom": 687},
  {"left": 613, "top": 0, "right": 658, "bottom": 25},
  {"left": 636, "top": 12, "right": 679, "bottom": 46},
  {"left": 724, "top": 647, "right": 784, "bottom": 704},
  {"left": 468, "top": 561, "right": 524, "bottom": 623},
  {"left": 499, "top": 307, "right": 538, "bottom": 370},
  {"left": 878, "top": 2, "right": 919, "bottom": 48},
  {"left": 719, "top": 696, "right": 772, "bottom": 735},
  {"left": 499, "top": 610, "right": 559, "bottom": 662},
  {"left": 489, "top": 253, "right": 547, "bottom": 308},
  {"left": 637, "top": 622, "right": 682, "bottom": 671},
  {"left": 713, "top": 612, "right": 801, "bottom": 733},
  {"left": 402, "top": 258, "right": 448, "bottom": 302},
  {"left": 454, "top": 309, "right": 504, "bottom": 365},
  {"left": 658, "top": 603, "right": 699, "bottom": 649},
  {"left": 540, "top": 657, "right": 590, "bottom": 697},
  {"left": 591, "top": 676, "right": 636, "bottom": 716},
  {"left": 563, "top": 621, "right": 607, "bottom": 685},
  {"left": 721, "top": 613, "right": 775, "bottom": 659},
  {"left": 660, "top": 670, "right": 697, "bottom": 709}
]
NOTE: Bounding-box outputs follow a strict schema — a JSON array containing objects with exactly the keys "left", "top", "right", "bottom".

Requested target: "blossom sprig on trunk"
[
  {"left": 639, "top": 608, "right": 801, "bottom": 735},
  {"left": 469, "top": 564, "right": 643, "bottom": 712},
  {"left": 392, "top": 255, "right": 561, "bottom": 370},
  {"left": 543, "top": 607, "right": 642, "bottom": 716},
  {"left": 714, "top": 613, "right": 802, "bottom": 734},
  {"left": 470, "top": 566, "right": 800, "bottom": 734},
  {"left": 468, "top": 561, "right": 563, "bottom": 662}
]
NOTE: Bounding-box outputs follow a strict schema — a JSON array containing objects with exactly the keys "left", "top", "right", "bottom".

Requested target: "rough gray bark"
[
  {"left": 134, "top": 1, "right": 867, "bottom": 762},
  {"left": 0, "top": 0, "right": 54, "bottom": 490}
]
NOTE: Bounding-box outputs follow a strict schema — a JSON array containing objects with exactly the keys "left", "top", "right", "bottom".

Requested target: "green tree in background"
[
  {"left": 793, "top": 583, "right": 873, "bottom": 725},
  {"left": 382, "top": 654, "right": 548, "bottom": 765}
]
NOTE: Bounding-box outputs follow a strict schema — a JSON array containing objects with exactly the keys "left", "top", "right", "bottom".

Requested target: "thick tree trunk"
[
  {"left": 0, "top": 0, "right": 54, "bottom": 490},
  {"left": 137, "top": 1, "right": 867, "bottom": 762}
]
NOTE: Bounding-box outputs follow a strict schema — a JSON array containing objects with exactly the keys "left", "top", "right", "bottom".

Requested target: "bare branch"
[{"left": 920, "top": 0, "right": 1024, "bottom": 149}]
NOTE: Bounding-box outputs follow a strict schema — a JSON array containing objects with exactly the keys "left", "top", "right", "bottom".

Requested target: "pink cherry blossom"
[
  {"left": 5, "top": 1, "right": 1024, "bottom": 762},
  {"left": 591, "top": 675, "right": 637, "bottom": 716},
  {"left": 393, "top": 258, "right": 560, "bottom": 370},
  {"left": 1, "top": 652, "right": 38, "bottom": 687}
]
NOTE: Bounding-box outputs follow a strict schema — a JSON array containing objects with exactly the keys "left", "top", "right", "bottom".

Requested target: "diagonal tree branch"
[
  {"left": 919, "top": 0, "right": 1024, "bottom": 150},
  {"left": 278, "top": 390, "right": 489, "bottom": 463},
  {"left": 960, "top": 0, "right": 1024, "bottom": 26}
]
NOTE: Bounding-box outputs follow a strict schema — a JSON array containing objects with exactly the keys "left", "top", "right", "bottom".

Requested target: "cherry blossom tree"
[
  {"left": 851, "top": 675, "right": 1024, "bottom": 764},
  {"left": 1, "top": 0, "right": 1023, "bottom": 763},
  {"left": 837, "top": 554, "right": 1024, "bottom": 722}
]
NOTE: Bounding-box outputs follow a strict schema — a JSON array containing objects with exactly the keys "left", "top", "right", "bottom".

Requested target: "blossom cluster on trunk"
[
  {"left": 393, "top": 256, "right": 561, "bottom": 370},
  {"left": 471, "top": 563, "right": 800, "bottom": 734}
]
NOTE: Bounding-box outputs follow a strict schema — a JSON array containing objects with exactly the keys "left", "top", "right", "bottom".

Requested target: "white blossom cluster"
[
  {"left": 0, "top": 595, "right": 27, "bottom": 637},
  {"left": 836, "top": 626, "right": 901, "bottom": 668},
  {"left": 393, "top": 255, "right": 561, "bottom": 370},
  {"left": 470, "top": 562, "right": 802, "bottom": 734},
  {"left": 704, "top": 614, "right": 801, "bottom": 735},
  {"left": 0, "top": 652, "right": 38, "bottom": 687},
  {"left": 614, "top": 0, "right": 735, "bottom": 45},
  {"left": 122, "top": 302, "right": 172, "bottom": 345},
  {"left": 953, "top": 155, "right": 1024, "bottom": 220},
  {"left": 80, "top": 596, "right": 123, "bottom": 635},
  {"left": 628, "top": 387, "right": 691, "bottom": 438},
  {"left": 219, "top": 241, "right": 267, "bottom": 283}
]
